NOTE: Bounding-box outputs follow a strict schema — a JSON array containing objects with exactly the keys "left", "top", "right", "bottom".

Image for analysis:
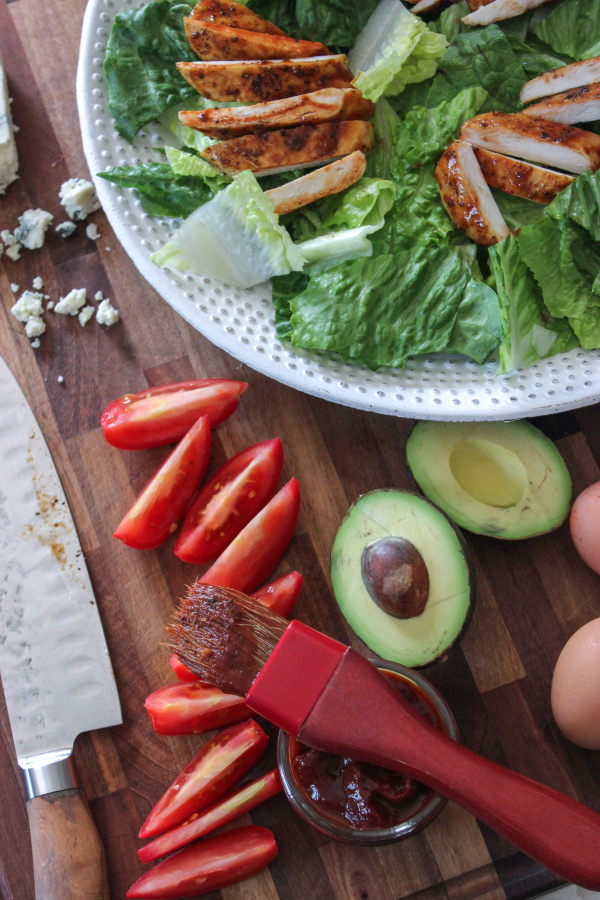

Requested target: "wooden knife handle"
[{"left": 27, "top": 788, "right": 109, "bottom": 900}]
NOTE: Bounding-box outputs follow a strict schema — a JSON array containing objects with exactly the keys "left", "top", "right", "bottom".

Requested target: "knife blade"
[{"left": 0, "top": 354, "right": 121, "bottom": 900}]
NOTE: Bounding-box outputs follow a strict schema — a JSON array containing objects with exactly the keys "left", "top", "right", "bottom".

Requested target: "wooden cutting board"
[{"left": 2, "top": 2, "right": 600, "bottom": 898}]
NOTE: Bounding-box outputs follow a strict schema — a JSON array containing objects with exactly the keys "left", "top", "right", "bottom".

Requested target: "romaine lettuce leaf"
[
  {"left": 152, "top": 170, "right": 306, "bottom": 286},
  {"left": 245, "top": 0, "right": 300, "bottom": 38},
  {"left": 105, "top": 0, "right": 196, "bottom": 142},
  {"left": 569, "top": 309, "right": 600, "bottom": 349},
  {"left": 98, "top": 162, "right": 213, "bottom": 218},
  {"left": 291, "top": 177, "right": 397, "bottom": 241},
  {"left": 296, "top": 225, "right": 380, "bottom": 271},
  {"left": 489, "top": 235, "right": 577, "bottom": 374},
  {"left": 534, "top": 0, "right": 600, "bottom": 59},
  {"left": 427, "top": 25, "right": 527, "bottom": 112},
  {"left": 517, "top": 217, "right": 600, "bottom": 319},
  {"left": 491, "top": 188, "right": 546, "bottom": 229},
  {"left": 445, "top": 278, "right": 503, "bottom": 363},
  {"left": 165, "top": 147, "right": 231, "bottom": 186},
  {"left": 546, "top": 171, "right": 600, "bottom": 241},
  {"left": 272, "top": 271, "right": 309, "bottom": 337},
  {"left": 505, "top": 34, "right": 567, "bottom": 78},
  {"left": 367, "top": 99, "right": 401, "bottom": 180},
  {"left": 285, "top": 245, "right": 498, "bottom": 368},
  {"left": 349, "top": 0, "right": 448, "bottom": 102},
  {"left": 295, "top": 0, "right": 381, "bottom": 47},
  {"left": 429, "top": 1, "right": 469, "bottom": 44}
]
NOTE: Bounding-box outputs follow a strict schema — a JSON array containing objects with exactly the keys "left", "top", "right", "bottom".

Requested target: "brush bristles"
[{"left": 168, "top": 582, "right": 288, "bottom": 696}]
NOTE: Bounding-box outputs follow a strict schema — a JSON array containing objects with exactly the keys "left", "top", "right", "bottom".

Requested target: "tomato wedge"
[
  {"left": 170, "top": 654, "right": 198, "bottom": 682},
  {"left": 200, "top": 478, "right": 301, "bottom": 594},
  {"left": 101, "top": 379, "right": 248, "bottom": 450},
  {"left": 252, "top": 571, "right": 303, "bottom": 617},
  {"left": 139, "top": 719, "right": 268, "bottom": 838},
  {"left": 138, "top": 770, "right": 282, "bottom": 863},
  {"left": 128, "top": 826, "right": 277, "bottom": 899},
  {"left": 145, "top": 681, "right": 250, "bottom": 735},
  {"left": 175, "top": 438, "right": 283, "bottom": 564},
  {"left": 113, "top": 416, "right": 211, "bottom": 550}
]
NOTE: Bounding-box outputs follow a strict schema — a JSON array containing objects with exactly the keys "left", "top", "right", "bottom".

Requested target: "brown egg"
[
  {"left": 571, "top": 482, "right": 600, "bottom": 575},
  {"left": 551, "top": 618, "right": 600, "bottom": 749}
]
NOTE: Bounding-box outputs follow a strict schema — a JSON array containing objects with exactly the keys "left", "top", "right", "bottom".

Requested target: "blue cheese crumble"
[{"left": 59, "top": 178, "right": 100, "bottom": 221}]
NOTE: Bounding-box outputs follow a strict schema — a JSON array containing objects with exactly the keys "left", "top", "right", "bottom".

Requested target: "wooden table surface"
[{"left": 3, "top": 2, "right": 600, "bottom": 899}]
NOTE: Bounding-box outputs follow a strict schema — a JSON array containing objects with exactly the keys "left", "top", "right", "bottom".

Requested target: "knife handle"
[{"left": 27, "top": 789, "right": 109, "bottom": 900}]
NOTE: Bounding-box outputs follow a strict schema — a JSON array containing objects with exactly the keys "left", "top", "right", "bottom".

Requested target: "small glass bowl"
[{"left": 277, "top": 658, "right": 458, "bottom": 846}]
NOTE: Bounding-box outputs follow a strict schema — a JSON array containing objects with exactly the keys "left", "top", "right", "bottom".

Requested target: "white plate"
[{"left": 77, "top": 0, "right": 600, "bottom": 421}]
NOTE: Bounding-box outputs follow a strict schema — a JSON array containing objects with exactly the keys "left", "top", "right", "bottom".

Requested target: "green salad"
[{"left": 100, "top": 0, "right": 600, "bottom": 374}]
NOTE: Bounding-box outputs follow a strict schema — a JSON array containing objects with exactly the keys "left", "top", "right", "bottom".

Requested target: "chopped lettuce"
[
  {"left": 152, "top": 170, "right": 306, "bottom": 287},
  {"left": 367, "top": 99, "right": 401, "bottom": 181},
  {"left": 445, "top": 278, "right": 503, "bottom": 363},
  {"left": 489, "top": 236, "right": 577, "bottom": 374},
  {"left": 98, "top": 162, "right": 213, "bottom": 218},
  {"left": 491, "top": 188, "right": 546, "bottom": 229},
  {"left": 165, "top": 147, "right": 231, "bottom": 186},
  {"left": 349, "top": 0, "right": 448, "bottom": 102},
  {"left": 284, "top": 245, "right": 499, "bottom": 369},
  {"left": 295, "top": 0, "right": 382, "bottom": 47},
  {"left": 291, "top": 177, "right": 397, "bottom": 242},
  {"left": 104, "top": 0, "right": 196, "bottom": 142},
  {"left": 534, "top": 0, "right": 600, "bottom": 60},
  {"left": 428, "top": 25, "right": 528, "bottom": 112},
  {"left": 428, "top": 1, "right": 469, "bottom": 44},
  {"left": 245, "top": 0, "right": 300, "bottom": 38},
  {"left": 505, "top": 34, "right": 568, "bottom": 78},
  {"left": 546, "top": 171, "right": 600, "bottom": 241},
  {"left": 296, "top": 224, "right": 381, "bottom": 272}
]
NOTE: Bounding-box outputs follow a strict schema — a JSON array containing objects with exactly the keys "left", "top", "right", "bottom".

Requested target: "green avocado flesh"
[
  {"left": 406, "top": 421, "right": 572, "bottom": 540},
  {"left": 331, "top": 490, "right": 474, "bottom": 668}
]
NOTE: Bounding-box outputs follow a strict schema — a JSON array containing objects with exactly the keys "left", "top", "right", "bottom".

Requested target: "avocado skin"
[
  {"left": 331, "top": 489, "right": 476, "bottom": 669},
  {"left": 405, "top": 420, "right": 572, "bottom": 541}
]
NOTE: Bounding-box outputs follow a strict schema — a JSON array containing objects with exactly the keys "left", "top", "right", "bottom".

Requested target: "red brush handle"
[{"left": 298, "top": 650, "right": 600, "bottom": 889}]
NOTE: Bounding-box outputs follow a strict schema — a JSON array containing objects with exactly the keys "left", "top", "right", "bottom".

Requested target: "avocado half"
[
  {"left": 406, "top": 420, "right": 572, "bottom": 540},
  {"left": 330, "top": 490, "right": 475, "bottom": 668}
]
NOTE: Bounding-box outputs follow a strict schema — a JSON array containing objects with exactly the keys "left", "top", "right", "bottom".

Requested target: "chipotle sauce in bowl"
[{"left": 278, "top": 662, "right": 457, "bottom": 844}]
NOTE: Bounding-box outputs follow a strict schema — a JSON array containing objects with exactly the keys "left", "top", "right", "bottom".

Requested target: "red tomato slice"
[
  {"left": 139, "top": 719, "right": 268, "bottom": 839},
  {"left": 128, "top": 826, "right": 277, "bottom": 899},
  {"left": 113, "top": 416, "right": 212, "bottom": 550},
  {"left": 200, "top": 478, "right": 301, "bottom": 594},
  {"left": 138, "top": 770, "right": 282, "bottom": 864},
  {"left": 252, "top": 571, "right": 303, "bottom": 618},
  {"left": 101, "top": 379, "right": 248, "bottom": 450},
  {"left": 144, "top": 681, "right": 250, "bottom": 735},
  {"left": 175, "top": 438, "right": 284, "bottom": 564},
  {"left": 169, "top": 655, "right": 198, "bottom": 682}
]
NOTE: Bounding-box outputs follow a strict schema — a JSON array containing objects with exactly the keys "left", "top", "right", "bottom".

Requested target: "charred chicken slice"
[
  {"left": 179, "top": 88, "right": 374, "bottom": 139},
  {"left": 176, "top": 57, "right": 353, "bottom": 102},
  {"left": 460, "top": 113, "right": 600, "bottom": 174},
  {"left": 522, "top": 83, "right": 600, "bottom": 126},
  {"left": 185, "top": 20, "right": 328, "bottom": 60},
  {"left": 521, "top": 57, "right": 600, "bottom": 105},
  {"left": 201, "top": 121, "right": 374, "bottom": 177},
  {"left": 435, "top": 141, "right": 509, "bottom": 246},
  {"left": 462, "top": 0, "right": 552, "bottom": 26},
  {"left": 473, "top": 148, "right": 574, "bottom": 204},
  {"left": 265, "top": 151, "right": 367, "bottom": 214},
  {"left": 189, "top": 0, "right": 286, "bottom": 35}
]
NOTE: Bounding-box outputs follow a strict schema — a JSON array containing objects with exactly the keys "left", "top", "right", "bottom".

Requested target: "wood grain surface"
[{"left": 2, "top": 2, "right": 600, "bottom": 899}]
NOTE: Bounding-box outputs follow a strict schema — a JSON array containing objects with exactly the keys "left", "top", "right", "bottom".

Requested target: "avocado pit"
[{"left": 361, "top": 536, "right": 429, "bottom": 619}]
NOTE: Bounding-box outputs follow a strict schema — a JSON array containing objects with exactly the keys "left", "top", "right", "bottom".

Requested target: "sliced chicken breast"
[
  {"left": 435, "top": 141, "right": 509, "bottom": 246},
  {"left": 189, "top": 0, "right": 286, "bottom": 35},
  {"left": 185, "top": 20, "right": 328, "bottom": 60},
  {"left": 473, "top": 148, "right": 574, "bottom": 204},
  {"left": 179, "top": 88, "right": 374, "bottom": 139},
  {"left": 201, "top": 121, "right": 374, "bottom": 176},
  {"left": 460, "top": 113, "right": 600, "bottom": 174},
  {"left": 522, "top": 83, "right": 600, "bottom": 126},
  {"left": 465, "top": 0, "right": 494, "bottom": 11},
  {"left": 521, "top": 57, "right": 600, "bottom": 105},
  {"left": 265, "top": 151, "right": 367, "bottom": 214},
  {"left": 176, "top": 57, "right": 353, "bottom": 102},
  {"left": 462, "top": 0, "right": 552, "bottom": 26},
  {"left": 411, "top": 0, "right": 460, "bottom": 14}
]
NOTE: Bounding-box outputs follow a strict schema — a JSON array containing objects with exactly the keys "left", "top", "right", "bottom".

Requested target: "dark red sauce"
[{"left": 290, "top": 670, "right": 443, "bottom": 831}]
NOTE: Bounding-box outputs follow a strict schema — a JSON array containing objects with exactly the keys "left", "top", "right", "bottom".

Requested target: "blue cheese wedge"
[
  {"left": 59, "top": 178, "right": 101, "bottom": 220},
  {"left": 0, "top": 50, "right": 18, "bottom": 195}
]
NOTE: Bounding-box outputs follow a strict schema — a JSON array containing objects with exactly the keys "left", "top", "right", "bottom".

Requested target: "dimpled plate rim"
[{"left": 76, "top": 0, "right": 600, "bottom": 421}]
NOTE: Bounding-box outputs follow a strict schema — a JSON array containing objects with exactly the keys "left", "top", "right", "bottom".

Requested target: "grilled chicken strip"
[
  {"left": 460, "top": 113, "right": 600, "bottom": 174},
  {"left": 473, "top": 148, "right": 574, "bottom": 204},
  {"left": 201, "top": 121, "right": 374, "bottom": 177},
  {"left": 265, "top": 151, "right": 367, "bottom": 214},
  {"left": 411, "top": 0, "right": 460, "bottom": 14},
  {"left": 185, "top": 20, "right": 328, "bottom": 60},
  {"left": 462, "top": 0, "right": 552, "bottom": 26},
  {"left": 179, "top": 88, "right": 374, "bottom": 139},
  {"left": 435, "top": 141, "right": 509, "bottom": 246},
  {"left": 522, "top": 83, "right": 600, "bottom": 126},
  {"left": 189, "top": 0, "right": 286, "bottom": 35},
  {"left": 521, "top": 58, "right": 600, "bottom": 105},
  {"left": 177, "top": 57, "right": 353, "bottom": 102}
]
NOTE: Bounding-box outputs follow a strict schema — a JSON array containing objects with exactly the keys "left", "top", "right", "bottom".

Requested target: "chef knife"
[{"left": 0, "top": 354, "right": 122, "bottom": 900}]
